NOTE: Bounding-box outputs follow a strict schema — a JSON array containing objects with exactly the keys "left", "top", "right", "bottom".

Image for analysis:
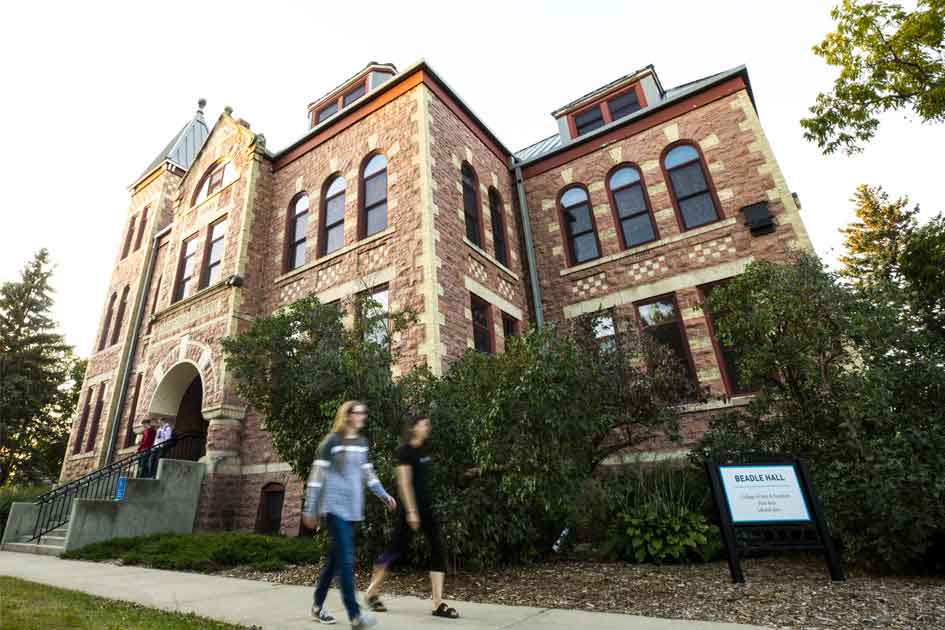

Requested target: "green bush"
[
  {"left": 64, "top": 532, "right": 326, "bottom": 572},
  {"left": 0, "top": 485, "right": 50, "bottom": 539},
  {"left": 603, "top": 507, "right": 721, "bottom": 564}
]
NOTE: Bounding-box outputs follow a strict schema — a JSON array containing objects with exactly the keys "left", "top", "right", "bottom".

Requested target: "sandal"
[
  {"left": 366, "top": 594, "right": 387, "bottom": 612},
  {"left": 432, "top": 602, "right": 459, "bottom": 619}
]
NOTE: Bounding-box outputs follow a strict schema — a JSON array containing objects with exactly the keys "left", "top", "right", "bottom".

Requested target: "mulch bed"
[{"left": 216, "top": 556, "right": 945, "bottom": 629}]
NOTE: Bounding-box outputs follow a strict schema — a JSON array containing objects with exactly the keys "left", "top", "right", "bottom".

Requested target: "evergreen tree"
[
  {"left": 839, "top": 184, "right": 918, "bottom": 285},
  {"left": 0, "top": 250, "right": 75, "bottom": 485}
]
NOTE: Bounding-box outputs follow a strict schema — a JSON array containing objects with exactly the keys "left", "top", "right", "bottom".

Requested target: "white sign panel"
[{"left": 719, "top": 465, "right": 811, "bottom": 523}]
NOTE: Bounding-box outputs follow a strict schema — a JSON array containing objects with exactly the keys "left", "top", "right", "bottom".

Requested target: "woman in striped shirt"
[{"left": 302, "top": 400, "right": 396, "bottom": 628}]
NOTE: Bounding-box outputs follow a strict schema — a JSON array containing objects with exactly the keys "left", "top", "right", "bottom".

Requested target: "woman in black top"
[{"left": 364, "top": 415, "right": 458, "bottom": 619}]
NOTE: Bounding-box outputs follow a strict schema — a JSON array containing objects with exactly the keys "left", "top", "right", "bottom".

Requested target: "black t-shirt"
[{"left": 396, "top": 442, "right": 432, "bottom": 511}]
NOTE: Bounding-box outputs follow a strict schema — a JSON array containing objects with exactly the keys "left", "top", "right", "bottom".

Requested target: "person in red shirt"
[{"left": 137, "top": 418, "right": 157, "bottom": 478}]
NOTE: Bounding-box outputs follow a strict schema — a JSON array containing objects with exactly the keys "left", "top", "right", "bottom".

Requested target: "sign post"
[{"left": 705, "top": 455, "right": 844, "bottom": 583}]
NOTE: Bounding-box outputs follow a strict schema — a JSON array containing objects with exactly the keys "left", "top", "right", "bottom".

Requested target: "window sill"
[
  {"left": 183, "top": 178, "right": 241, "bottom": 216},
  {"left": 463, "top": 238, "right": 519, "bottom": 280},
  {"left": 674, "top": 394, "right": 753, "bottom": 414},
  {"left": 69, "top": 451, "right": 97, "bottom": 461},
  {"left": 560, "top": 217, "right": 737, "bottom": 277},
  {"left": 274, "top": 227, "right": 396, "bottom": 286},
  {"left": 152, "top": 279, "right": 232, "bottom": 322}
]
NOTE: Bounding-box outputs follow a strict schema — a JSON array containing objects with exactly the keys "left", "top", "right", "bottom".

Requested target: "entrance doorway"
[{"left": 149, "top": 362, "right": 209, "bottom": 462}]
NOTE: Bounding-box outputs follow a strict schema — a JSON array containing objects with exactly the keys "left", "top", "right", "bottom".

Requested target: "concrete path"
[{"left": 0, "top": 552, "right": 768, "bottom": 629}]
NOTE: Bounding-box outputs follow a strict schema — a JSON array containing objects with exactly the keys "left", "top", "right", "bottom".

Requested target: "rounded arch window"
[
  {"left": 361, "top": 154, "right": 388, "bottom": 238},
  {"left": 193, "top": 161, "right": 237, "bottom": 206},
  {"left": 559, "top": 185, "right": 599, "bottom": 264},
  {"left": 321, "top": 175, "right": 346, "bottom": 255},
  {"left": 662, "top": 144, "right": 719, "bottom": 230},
  {"left": 608, "top": 165, "right": 657, "bottom": 248},
  {"left": 287, "top": 193, "right": 309, "bottom": 271}
]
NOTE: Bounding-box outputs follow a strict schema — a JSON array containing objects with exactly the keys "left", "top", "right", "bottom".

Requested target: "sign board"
[
  {"left": 718, "top": 465, "right": 811, "bottom": 523},
  {"left": 115, "top": 476, "right": 127, "bottom": 501},
  {"left": 705, "top": 456, "right": 844, "bottom": 584}
]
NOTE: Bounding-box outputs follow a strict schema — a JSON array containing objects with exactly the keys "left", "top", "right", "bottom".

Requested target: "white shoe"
[
  {"left": 312, "top": 605, "right": 337, "bottom": 625},
  {"left": 352, "top": 611, "right": 378, "bottom": 628}
]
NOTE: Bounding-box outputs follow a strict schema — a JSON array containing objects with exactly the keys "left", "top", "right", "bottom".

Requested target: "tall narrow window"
[
  {"left": 488, "top": 188, "right": 509, "bottom": 266},
  {"left": 470, "top": 294, "right": 493, "bottom": 354},
  {"left": 702, "top": 284, "right": 754, "bottom": 395},
  {"left": 85, "top": 383, "right": 108, "bottom": 452},
  {"left": 321, "top": 176, "right": 346, "bottom": 256},
  {"left": 256, "top": 482, "right": 286, "bottom": 536},
  {"left": 201, "top": 217, "right": 228, "bottom": 288},
  {"left": 287, "top": 194, "right": 309, "bottom": 271},
  {"left": 147, "top": 275, "right": 162, "bottom": 334},
  {"left": 559, "top": 186, "right": 600, "bottom": 265},
  {"left": 608, "top": 165, "right": 657, "bottom": 249},
  {"left": 636, "top": 295, "right": 697, "bottom": 384},
  {"left": 361, "top": 154, "right": 388, "bottom": 238},
  {"left": 361, "top": 285, "right": 390, "bottom": 347},
  {"left": 193, "top": 161, "right": 236, "bottom": 206},
  {"left": 663, "top": 144, "right": 720, "bottom": 230},
  {"left": 574, "top": 105, "right": 605, "bottom": 136},
  {"left": 501, "top": 312, "right": 518, "bottom": 340},
  {"left": 98, "top": 293, "right": 117, "bottom": 351},
  {"left": 461, "top": 163, "right": 482, "bottom": 247},
  {"left": 174, "top": 235, "right": 199, "bottom": 302},
  {"left": 134, "top": 206, "right": 149, "bottom": 252},
  {"left": 592, "top": 311, "right": 617, "bottom": 353},
  {"left": 110, "top": 286, "right": 130, "bottom": 346},
  {"left": 123, "top": 373, "right": 143, "bottom": 448},
  {"left": 121, "top": 216, "right": 137, "bottom": 260},
  {"left": 72, "top": 388, "right": 93, "bottom": 455}
]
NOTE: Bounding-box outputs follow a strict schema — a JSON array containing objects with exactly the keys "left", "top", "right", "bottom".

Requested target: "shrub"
[
  {"left": 603, "top": 507, "right": 721, "bottom": 564},
  {"left": 0, "top": 485, "right": 50, "bottom": 539}
]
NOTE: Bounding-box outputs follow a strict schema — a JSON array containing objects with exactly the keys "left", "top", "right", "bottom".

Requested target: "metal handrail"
[{"left": 29, "top": 432, "right": 205, "bottom": 542}]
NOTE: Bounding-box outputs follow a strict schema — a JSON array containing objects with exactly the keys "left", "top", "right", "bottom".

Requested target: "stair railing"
[{"left": 30, "top": 432, "right": 205, "bottom": 542}]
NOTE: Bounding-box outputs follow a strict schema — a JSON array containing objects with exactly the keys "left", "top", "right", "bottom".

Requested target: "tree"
[
  {"left": 694, "top": 254, "right": 945, "bottom": 571},
  {"left": 899, "top": 213, "right": 945, "bottom": 334},
  {"left": 0, "top": 250, "right": 75, "bottom": 485},
  {"left": 801, "top": 0, "right": 945, "bottom": 155},
  {"left": 839, "top": 184, "right": 919, "bottom": 285}
]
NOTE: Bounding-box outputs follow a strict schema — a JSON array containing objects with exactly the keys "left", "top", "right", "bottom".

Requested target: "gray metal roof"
[
  {"left": 134, "top": 103, "right": 210, "bottom": 185},
  {"left": 513, "top": 65, "right": 750, "bottom": 165}
]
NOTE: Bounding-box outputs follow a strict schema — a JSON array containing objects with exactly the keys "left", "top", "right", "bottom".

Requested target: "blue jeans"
[{"left": 313, "top": 513, "right": 360, "bottom": 621}]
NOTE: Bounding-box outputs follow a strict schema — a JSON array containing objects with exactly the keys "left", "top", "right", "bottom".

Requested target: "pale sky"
[{"left": 1, "top": 0, "right": 940, "bottom": 357}]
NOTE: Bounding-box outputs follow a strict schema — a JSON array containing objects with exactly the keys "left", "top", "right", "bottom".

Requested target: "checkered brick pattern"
[
  {"left": 467, "top": 257, "right": 487, "bottom": 284},
  {"left": 315, "top": 262, "right": 344, "bottom": 291},
  {"left": 359, "top": 242, "right": 389, "bottom": 274},
  {"left": 572, "top": 271, "right": 609, "bottom": 297},
  {"left": 498, "top": 277, "right": 516, "bottom": 301},
  {"left": 687, "top": 235, "right": 736, "bottom": 265},
  {"left": 627, "top": 255, "right": 667, "bottom": 283}
]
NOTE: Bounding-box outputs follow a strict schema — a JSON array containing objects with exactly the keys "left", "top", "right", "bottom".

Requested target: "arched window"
[
  {"left": 488, "top": 187, "right": 509, "bottom": 266},
  {"left": 361, "top": 154, "right": 388, "bottom": 238},
  {"left": 72, "top": 387, "right": 93, "bottom": 455},
  {"left": 85, "top": 383, "right": 108, "bottom": 452},
  {"left": 120, "top": 215, "right": 136, "bottom": 260},
  {"left": 286, "top": 194, "right": 309, "bottom": 271},
  {"left": 256, "top": 482, "right": 286, "bottom": 535},
  {"left": 608, "top": 165, "right": 657, "bottom": 249},
  {"left": 662, "top": 143, "right": 720, "bottom": 230},
  {"left": 110, "top": 286, "right": 130, "bottom": 346},
  {"left": 321, "top": 175, "right": 346, "bottom": 256},
  {"left": 461, "top": 163, "right": 483, "bottom": 247},
  {"left": 134, "top": 206, "right": 149, "bottom": 252},
  {"left": 98, "top": 293, "right": 117, "bottom": 351},
  {"left": 193, "top": 161, "right": 236, "bottom": 206},
  {"left": 559, "top": 186, "right": 600, "bottom": 264}
]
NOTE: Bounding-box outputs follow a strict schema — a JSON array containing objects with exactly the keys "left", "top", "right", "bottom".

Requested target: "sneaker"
[
  {"left": 351, "top": 611, "right": 378, "bottom": 628},
  {"left": 312, "top": 605, "right": 337, "bottom": 625}
]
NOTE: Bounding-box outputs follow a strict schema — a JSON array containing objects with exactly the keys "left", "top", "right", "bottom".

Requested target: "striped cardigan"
[{"left": 303, "top": 433, "right": 390, "bottom": 522}]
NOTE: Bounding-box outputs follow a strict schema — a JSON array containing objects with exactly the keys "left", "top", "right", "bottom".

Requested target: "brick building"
[{"left": 61, "top": 61, "right": 812, "bottom": 534}]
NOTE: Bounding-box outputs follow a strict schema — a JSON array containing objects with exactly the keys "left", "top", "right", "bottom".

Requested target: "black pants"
[{"left": 377, "top": 507, "right": 446, "bottom": 573}]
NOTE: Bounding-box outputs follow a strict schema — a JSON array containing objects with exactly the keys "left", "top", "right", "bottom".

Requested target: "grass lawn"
[{"left": 0, "top": 577, "right": 256, "bottom": 630}]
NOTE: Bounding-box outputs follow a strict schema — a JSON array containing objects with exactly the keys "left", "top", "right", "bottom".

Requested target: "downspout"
[
  {"left": 513, "top": 163, "right": 544, "bottom": 327},
  {"left": 104, "top": 224, "right": 170, "bottom": 464}
]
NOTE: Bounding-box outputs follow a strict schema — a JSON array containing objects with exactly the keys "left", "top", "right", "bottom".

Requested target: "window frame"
[
  {"left": 470, "top": 293, "right": 495, "bottom": 355},
  {"left": 557, "top": 184, "right": 602, "bottom": 266},
  {"left": 461, "top": 162, "right": 485, "bottom": 248},
  {"left": 98, "top": 292, "right": 117, "bottom": 351},
  {"left": 120, "top": 215, "right": 137, "bottom": 260},
  {"left": 191, "top": 160, "right": 236, "bottom": 207},
  {"left": 200, "top": 216, "right": 228, "bottom": 289},
  {"left": 359, "top": 152, "right": 388, "bottom": 239},
  {"left": 122, "top": 373, "right": 143, "bottom": 449},
  {"left": 487, "top": 187, "right": 510, "bottom": 267},
  {"left": 285, "top": 193, "right": 310, "bottom": 272},
  {"left": 634, "top": 292, "right": 698, "bottom": 386},
  {"left": 605, "top": 162, "right": 660, "bottom": 250},
  {"left": 359, "top": 284, "right": 391, "bottom": 348},
  {"left": 109, "top": 285, "right": 130, "bottom": 346},
  {"left": 133, "top": 206, "right": 149, "bottom": 252},
  {"left": 700, "top": 281, "right": 755, "bottom": 396},
  {"left": 312, "top": 78, "right": 369, "bottom": 127},
  {"left": 173, "top": 233, "right": 200, "bottom": 303},
  {"left": 72, "top": 387, "right": 94, "bottom": 455},
  {"left": 501, "top": 311, "right": 518, "bottom": 341},
  {"left": 660, "top": 141, "right": 723, "bottom": 232},
  {"left": 319, "top": 174, "right": 347, "bottom": 257},
  {"left": 85, "top": 383, "right": 108, "bottom": 452},
  {"left": 567, "top": 82, "right": 648, "bottom": 138}
]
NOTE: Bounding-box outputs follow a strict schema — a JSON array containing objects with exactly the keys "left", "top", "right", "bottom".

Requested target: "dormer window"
[
  {"left": 193, "top": 161, "right": 236, "bottom": 206},
  {"left": 313, "top": 78, "right": 369, "bottom": 126},
  {"left": 342, "top": 82, "right": 366, "bottom": 107},
  {"left": 316, "top": 102, "right": 339, "bottom": 124},
  {"left": 566, "top": 82, "right": 647, "bottom": 139},
  {"left": 607, "top": 90, "right": 641, "bottom": 121},
  {"left": 574, "top": 106, "right": 605, "bottom": 136}
]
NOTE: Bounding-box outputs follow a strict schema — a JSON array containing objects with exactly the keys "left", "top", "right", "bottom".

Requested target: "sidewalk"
[{"left": 0, "top": 552, "right": 768, "bottom": 629}]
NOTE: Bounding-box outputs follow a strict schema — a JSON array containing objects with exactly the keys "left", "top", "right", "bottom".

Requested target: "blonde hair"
[{"left": 331, "top": 400, "right": 366, "bottom": 434}]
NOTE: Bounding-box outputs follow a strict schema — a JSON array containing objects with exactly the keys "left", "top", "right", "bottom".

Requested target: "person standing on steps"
[
  {"left": 136, "top": 418, "right": 157, "bottom": 478},
  {"left": 153, "top": 417, "right": 173, "bottom": 477},
  {"left": 302, "top": 400, "right": 396, "bottom": 628},
  {"left": 364, "top": 414, "right": 459, "bottom": 620}
]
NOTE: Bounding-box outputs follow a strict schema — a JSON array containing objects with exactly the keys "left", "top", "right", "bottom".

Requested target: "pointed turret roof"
[{"left": 133, "top": 99, "right": 210, "bottom": 186}]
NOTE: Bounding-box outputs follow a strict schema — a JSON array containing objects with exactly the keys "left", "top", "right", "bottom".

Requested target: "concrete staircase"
[{"left": 1, "top": 525, "right": 69, "bottom": 556}]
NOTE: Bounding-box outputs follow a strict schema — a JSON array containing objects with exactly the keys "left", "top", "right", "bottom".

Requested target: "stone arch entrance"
[{"left": 148, "top": 362, "right": 209, "bottom": 462}]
